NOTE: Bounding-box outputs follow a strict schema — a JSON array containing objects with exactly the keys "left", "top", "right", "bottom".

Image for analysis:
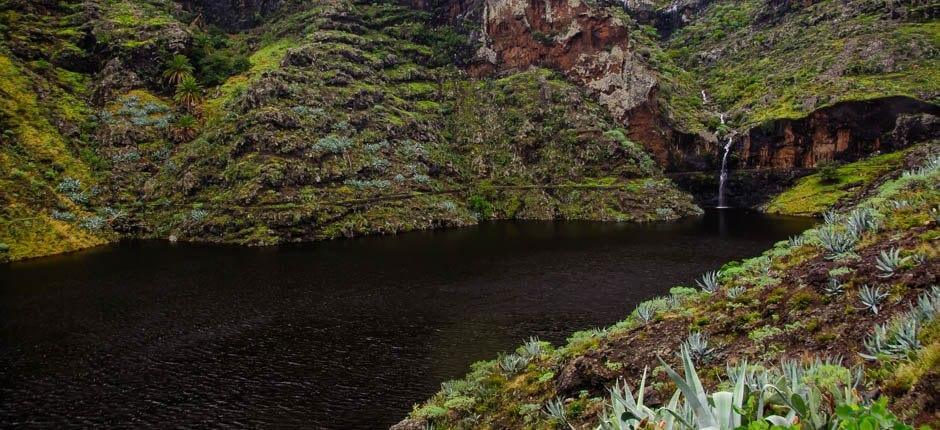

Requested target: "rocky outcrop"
[
  {"left": 739, "top": 97, "right": 940, "bottom": 169},
  {"left": 469, "top": 0, "right": 659, "bottom": 124},
  {"left": 180, "top": 0, "right": 281, "bottom": 30}
]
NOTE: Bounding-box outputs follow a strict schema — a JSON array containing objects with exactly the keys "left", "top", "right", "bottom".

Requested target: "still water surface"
[{"left": 0, "top": 210, "right": 813, "bottom": 428}]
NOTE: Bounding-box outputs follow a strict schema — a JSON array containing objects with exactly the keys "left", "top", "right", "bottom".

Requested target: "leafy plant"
[
  {"left": 725, "top": 286, "right": 745, "bottom": 299},
  {"left": 873, "top": 247, "right": 907, "bottom": 278},
  {"left": 817, "top": 227, "right": 857, "bottom": 258},
  {"left": 858, "top": 285, "right": 888, "bottom": 315},
  {"left": 163, "top": 54, "right": 194, "bottom": 85},
  {"left": 543, "top": 397, "right": 570, "bottom": 427},
  {"left": 174, "top": 76, "right": 203, "bottom": 111},
  {"left": 519, "top": 337, "right": 543, "bottom": 359},
  {"left": 695, "top": 271, "right": 721, "bottom": 293},
  {"left": 835, "top": 398, "right": 913, "bottom": 430},
  {"left": 823, "top": 278, "right": 844, "bottom": 297},
  {"left": 498, "top": 353, "right": 528, "bottom": 375},
  {"left": 682, "top": 331, "right": 716, "bottom": 363},
  {"left": 172, "top": 114, "right": 198, "bottom": 142},
  {"left": 636, "top": 302, "right": 655, "bottom": 323}
]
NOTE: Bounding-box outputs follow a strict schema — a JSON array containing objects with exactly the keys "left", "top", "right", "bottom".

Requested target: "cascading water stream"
[{"left": 717, "top": 134, "right": 734, "bottom": 208}]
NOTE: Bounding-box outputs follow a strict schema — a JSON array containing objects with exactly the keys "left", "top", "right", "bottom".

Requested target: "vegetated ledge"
[
  {"left": 668, "top": 97, "right": 939, "bottom": 208},
  {"left": 394, "top": 140, "right": 940, "bottom": 429}
]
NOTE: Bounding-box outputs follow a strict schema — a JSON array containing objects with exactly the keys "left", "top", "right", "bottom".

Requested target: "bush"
[
  {"left": 817, "top": 160, "right": 842, "bottom": 184},
  {"left": 468, "top": 195, "right": 494, "bottom": 220}
]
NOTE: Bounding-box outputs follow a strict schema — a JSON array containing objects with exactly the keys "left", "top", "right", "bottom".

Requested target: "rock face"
[
  {"left": 469, "top": 0, "right": 659, "bottom": 124},
  {"left": 739, "top": 97, "right": 940, "bottom": 169},
  {"left": 180, "top": 0, "right": 281, "bottom": 30}
]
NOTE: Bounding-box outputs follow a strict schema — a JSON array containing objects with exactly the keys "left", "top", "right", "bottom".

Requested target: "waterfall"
[
  {"left": 717, "top": 135, "right": 734, "bottom": 208},
  {"left": 701, "top": 90, "right": 708, "bottom": 104},
  {"left": 719, "top": 113, "right": 725, "bottom": 125}
]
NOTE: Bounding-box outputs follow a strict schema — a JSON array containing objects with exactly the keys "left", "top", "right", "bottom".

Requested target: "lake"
[{"left": 0, "top": 210, "right": 813, "bottom": 428}]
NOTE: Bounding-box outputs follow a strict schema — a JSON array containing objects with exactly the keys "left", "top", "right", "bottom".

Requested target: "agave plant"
[
  {"left": 695, "top": 271, "right": 721, "bottom": 293},
  {"left": 846, "top": 207, "right": 879, "bottom": 236},
  {"left": 659, "top": 347, "right": 747, "bottom": 430},
  {"left": 823, "top": 277, "right": 844, "bottom": 297},
  {"left": 823, "top": 210, "right": 841, "bottom": 226},
  {"left": 913, "top": 286, "right": 940, "bottom": 321},
  {"left": 725, "top": 286, "right": 745, "bottom": 299},
  {"left": 636, "top": 302, "right": 655, "bottom": 323},
  {"left": 862, "top": 318, "right": 921, "bottom": 360},
  {"left": 787, "top": 235, "right": 805, "bottom": 248},
  {"left": 858, "top": 285, "right": 888, "bottom": 315},
  {"left": 543, "top": 397, "right": 571, "bottom": 427},
  {"left": 498, "top": 352, "right": 529, "bottom": 375},
  {"left": 519, "top": 336, "right": 543, "bottom": 360},
  {"left": 874, "top": 247, "right": 907, "bottom": 278},
  {"left": 817, "top": 227, "right": 857, "bottom": 257},
  {"left": 888, "top": 199, "right": 911, "bottom": 210},
  {"left": 682, "top": 331, "right": 716, "bottom": 363}
]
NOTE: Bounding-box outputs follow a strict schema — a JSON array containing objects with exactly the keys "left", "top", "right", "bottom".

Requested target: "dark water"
[{"left": 0, "top": 210, "right": 813, "bottom": 428}]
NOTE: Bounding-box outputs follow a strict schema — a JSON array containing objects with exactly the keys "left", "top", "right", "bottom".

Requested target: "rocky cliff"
[{"left": 0, "top": 0, "right": 937, "bottom": 262}]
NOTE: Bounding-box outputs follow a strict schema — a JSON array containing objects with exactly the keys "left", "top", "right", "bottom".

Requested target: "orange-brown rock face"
[
  {"left": 740, "top": 97, "right": 940, "bottom": 169},
  {"left": 471, "top": 0, "right": 659, "bottom": 122}
]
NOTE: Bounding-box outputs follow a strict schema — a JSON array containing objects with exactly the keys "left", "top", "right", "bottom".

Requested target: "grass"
[{"left": 765, "top": 150, "right": 908, "bottom": 215}]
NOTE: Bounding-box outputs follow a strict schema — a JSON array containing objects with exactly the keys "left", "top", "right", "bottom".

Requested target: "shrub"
[
  {"left": 314, "top": 135, "right": 353, "bottom": 154},
  {"left": 467, "top": 195, "right": 494, "bottom": 220},
  {"left": 79, "top": 215, "right": 105, "bottom": 231},
  {"left": 817, "top": 160, "right": 841, "bottom": 184}
]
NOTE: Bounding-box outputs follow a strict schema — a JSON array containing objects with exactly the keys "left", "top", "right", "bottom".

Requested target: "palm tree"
[
  {"left": 163, "top": 54, "right": 194, "bottom": 86},
  {"left": 174, "top": 76, "right": 203, "bottom": 111},
  {"left": 172, "top": 114, "right": 199, "bottom": 142}
]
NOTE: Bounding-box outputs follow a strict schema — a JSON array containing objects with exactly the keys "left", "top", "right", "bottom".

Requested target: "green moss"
[{"left": 766, "top": 150, "right": 908, "bottom": 215}]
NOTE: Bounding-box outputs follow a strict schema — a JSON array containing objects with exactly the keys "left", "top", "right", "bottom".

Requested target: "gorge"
[{"left": 0, "top": 0, "right": 937, "bottom": 428}]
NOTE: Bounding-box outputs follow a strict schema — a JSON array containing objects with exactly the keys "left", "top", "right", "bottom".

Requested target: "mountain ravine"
[{"left": 0, "top": 0, "right": 938, "bottom": 428}]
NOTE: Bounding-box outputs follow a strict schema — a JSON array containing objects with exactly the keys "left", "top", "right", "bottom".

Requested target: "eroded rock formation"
[{"left": 740, "top": 97, "right": 940, "bottom": 169}]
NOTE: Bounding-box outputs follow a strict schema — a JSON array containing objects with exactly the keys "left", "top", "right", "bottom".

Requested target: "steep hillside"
[
  {"left": 394, "top": 140, "right": 940, "bottom": 429},
  {"left": 0, "top": 0, "right": 704, "bottom": 261}
]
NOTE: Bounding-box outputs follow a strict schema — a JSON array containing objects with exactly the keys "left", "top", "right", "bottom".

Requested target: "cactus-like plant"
[
  {"left": 787, "top": 235, "right": 805, "bottom": 248},
  {"left": 519, "top": 336, "right": 543, "bottom": 359},
  {"left": 696, "top": 271, "right": 721, "bottom": 293},
  {"left": 874, "top": 247, "right": 907, "bottom": 278},
  {"left": 726, "top": 286, "right": 745, "bottom": 299},
  {"left": 817, "top": 227, "right": 857, "bottom": 257},
  {"left": 543, "top": 397, "right": 569, "bottom": 426},
  {"left": 913, "top": 287, "right": 940, "bottom": 321},
  {"left": 858, "top": 285, "right": 888, "bottom": 315},
  {"left": 682, "top": 331, "right": 716, "bottom": 363},
  {"left": 823, "top": 277, "right": 844, "bottom": 297},
  {"left": 498, "top": 353, "right": 529, "bottom": 375},
  {"left": 846, "top": 207, "right": 879, "bottom": 236},
  {"left": 636, "top": 302, "right": 655, "bottom": 323}
]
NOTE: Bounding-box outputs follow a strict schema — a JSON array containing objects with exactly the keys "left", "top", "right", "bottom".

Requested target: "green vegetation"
[
  {"left": 765, "top": 150, "right": 909, "bottom": 215},
  {"left": 400, "top": 142, "right": 939, "bottom": 428},
  {"left": 665, "top": 0, "right": 940, "bottom": 127}
]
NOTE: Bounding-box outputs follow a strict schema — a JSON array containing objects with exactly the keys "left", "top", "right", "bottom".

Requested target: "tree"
[
  {"left": 172, "top": 114, "right": 198, "bottom": 142},
  {"left": 174, "top": 76, "right": 203, "bottom": 111},
  {"left": 163, "top": 54, "right": 194, "bottom": 86}
]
